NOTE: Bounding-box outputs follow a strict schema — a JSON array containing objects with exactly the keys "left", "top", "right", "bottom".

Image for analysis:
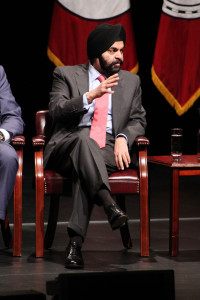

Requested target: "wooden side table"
[{"left": 148, "top": 155, "right": 200, "bottom": 256}]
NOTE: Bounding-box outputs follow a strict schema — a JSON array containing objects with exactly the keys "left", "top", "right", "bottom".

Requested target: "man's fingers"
[
  {"left": 115, "top": 152, "right": 131, "bottom": 170},
  {"left": 122, "top": 153, "right": 130, "bottom": 168},
  {"left": 116, "top": 156, "right": 124, "bottom": 170},
  {"left": 115, "top": 154, "right": 130, "bottom": 170}
]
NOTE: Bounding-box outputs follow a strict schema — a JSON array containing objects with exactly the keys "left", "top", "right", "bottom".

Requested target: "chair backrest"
[{"left": 35, "top": 110, "right": 51, "bottom": 138}]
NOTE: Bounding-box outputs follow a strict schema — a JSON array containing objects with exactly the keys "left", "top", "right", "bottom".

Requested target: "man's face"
[{"left": 99, "top": 41, "right": 124, "bottom": 76}]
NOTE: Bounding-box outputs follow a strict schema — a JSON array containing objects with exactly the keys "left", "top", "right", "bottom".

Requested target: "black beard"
[{"left": 99, "top": 55, "right": 123, "bottom": 76}]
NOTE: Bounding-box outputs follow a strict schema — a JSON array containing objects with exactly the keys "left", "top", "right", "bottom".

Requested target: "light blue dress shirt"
[
  {"left": 79, "top": 63, "right": 128, "bottom": 142},
  {"left": 79, "top": 63, "right": 112, "bottom": 134}
]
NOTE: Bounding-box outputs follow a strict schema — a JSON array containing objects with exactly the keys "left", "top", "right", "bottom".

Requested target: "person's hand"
[
  {"left": 114, "top": 137, "right": 130, "bottom": 170},
  {"left": 86, "top": 73, "right": 119, "bottom": 103},
  {"left": 0, "top": 131, "right": 5, "bottom": 141}
]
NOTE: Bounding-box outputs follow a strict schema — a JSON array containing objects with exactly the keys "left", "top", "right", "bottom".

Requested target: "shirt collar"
[{"left": 89, "top": 62, "right": 102, "bottom": 82}]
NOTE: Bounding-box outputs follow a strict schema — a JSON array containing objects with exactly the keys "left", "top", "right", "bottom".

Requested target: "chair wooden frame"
[
  {"left": 32, "top": 110, "right": 149, "bottom": 258},
  {"left": 1, "top": 136, "right": 25, "bottom": 256}
]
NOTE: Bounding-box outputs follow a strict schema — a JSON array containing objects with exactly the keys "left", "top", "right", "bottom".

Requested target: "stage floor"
[{"left": 0, "top": 157, "right": 200, "bottom": 299}]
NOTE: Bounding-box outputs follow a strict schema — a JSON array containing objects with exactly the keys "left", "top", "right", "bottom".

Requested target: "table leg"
[{"left": 170, "top": 168, "right": 180, "bottom": 256}]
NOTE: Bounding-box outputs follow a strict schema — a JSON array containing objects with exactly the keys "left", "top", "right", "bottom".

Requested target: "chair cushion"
[
  {"left": 44, "top": 170, "right": 72, "bottom": 195},
  {"left": 44, "top": 168, "right": 139, "bottom": 195},
  {"left": 109, "top": 169, "right": 139, "bottom": 194}
]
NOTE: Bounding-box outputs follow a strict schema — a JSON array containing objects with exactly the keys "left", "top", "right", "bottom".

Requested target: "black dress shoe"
[
  {"left": 65, "top": 241, "right": 84, "bottom": 269},
  {"left": 105, "top": 203, "right": 129, "bottom": 230}
]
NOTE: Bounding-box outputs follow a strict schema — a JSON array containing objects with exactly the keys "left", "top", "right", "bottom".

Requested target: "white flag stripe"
[
  {"left": 166, "top": 0, "right": 200, "bottom": 5},
  {"left": 163, "top": 0, "right": 200, "bottom": 18},
  {"left": 58, "top": 0, "right": 130, "bottom": 20}
]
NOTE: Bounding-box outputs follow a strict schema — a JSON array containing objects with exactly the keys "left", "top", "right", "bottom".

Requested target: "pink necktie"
[{"left": 90, "top": 75, "right": 109, "bottom": 148}]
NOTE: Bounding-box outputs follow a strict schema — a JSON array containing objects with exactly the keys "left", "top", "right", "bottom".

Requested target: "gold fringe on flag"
[
  {"left": 47, "top": 48, "right": 64, "bottom": 67},
  {"left": 130, "top": 63, "right": 139, "bottom": 74},
  {"left": 151, "top": 65, "right": 200, "bottom": 116}
]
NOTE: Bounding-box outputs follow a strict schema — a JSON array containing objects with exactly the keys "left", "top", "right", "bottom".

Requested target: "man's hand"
[
  {"left": 114, "top": 137, "right": 130, "bottom": 170},
  {"left": 86, "top": 73, "right": 119, "bottom": 104}
]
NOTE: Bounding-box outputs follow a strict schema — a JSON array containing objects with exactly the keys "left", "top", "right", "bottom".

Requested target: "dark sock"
[
  {"left": 68, "top": 228, "right": 83, "bottom": 247},
  {"left": 70, "top": 236, "right": 83, "bottom": 247},
  {"left": 96, "top": 188, "right": 115, "bottom": 209}
]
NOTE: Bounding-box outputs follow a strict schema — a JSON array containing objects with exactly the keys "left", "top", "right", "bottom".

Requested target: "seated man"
[
  {"left": 0, "top": 66, "right": 24, "bottom": 227},
  {"left": 44, "top": 23, "right": 146, "bottom": 268}
]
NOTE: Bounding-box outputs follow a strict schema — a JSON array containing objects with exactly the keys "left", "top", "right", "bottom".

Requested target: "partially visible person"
[{"left": 0, "top": 65, "right": 24, "bottom": 226}]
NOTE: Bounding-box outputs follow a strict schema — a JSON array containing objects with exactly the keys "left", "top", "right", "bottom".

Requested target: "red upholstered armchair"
[
  {"left": 32, "top": 110, "right": 150, "bottom": 258},
  {"left": 1, "top": 136, "right": 25, "bottom": 257}
]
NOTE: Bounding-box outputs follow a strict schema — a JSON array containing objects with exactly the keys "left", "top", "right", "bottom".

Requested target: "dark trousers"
[
  {"left": 0, "top": 142, "right": 19, "bottom": 220},
  {"left": 47, "top": 127, "right": 118, "bottom": 239}
]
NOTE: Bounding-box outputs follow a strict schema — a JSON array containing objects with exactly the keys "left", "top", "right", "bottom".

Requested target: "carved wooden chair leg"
[
  {"left": 116, "top": 195, "right": 132, "bottom": 249},
  {"left": 1, "top": 212, "right": 13, "bottom": 248},
  {"left": 44, "top": 195, "right": 60, "bottom": 249},
  {"left": 13, "top": 146, "right": 23, "bottom": 256},
  {"left": 139, "top": 146, "right": 149, "bottom": 256}
]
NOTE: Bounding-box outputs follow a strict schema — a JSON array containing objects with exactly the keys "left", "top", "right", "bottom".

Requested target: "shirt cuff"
[
  {"left": 83, "top": 93, "right": 91, "bottom": 109},
  {"left": 0, "top": 128, "right": 10, "bottom": 142},
  {"left": 115, "top": 133, "right": 128, "bottom": 144}
]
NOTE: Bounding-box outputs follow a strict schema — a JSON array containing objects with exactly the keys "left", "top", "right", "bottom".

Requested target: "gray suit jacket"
[
  {"left": 0, "top": 66, "right": 24, "bottom": 139},
  {"left": 44, "top": 63, "right": 146, "bottom": 167}
]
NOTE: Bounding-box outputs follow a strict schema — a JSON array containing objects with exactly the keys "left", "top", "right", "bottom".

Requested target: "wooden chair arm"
[
  {"left": 32, "top": 135, "right": 46, "bottom": 147},
  {"left": 135, "top": 136, "right": 149, "bottom": 177},
  {"left": 135, "top": 136, "right": 150, "bottom": 148},
  {"left": 32, "top": 135, "right": 45, "bottom": 185},
  {"left": 12, "top": 136, "right": 25, "bottom": 146},
  {"left": 32, "top": 136, "right": 45, "bottom": 178},
  {"left": 136, "top": 136, "right": 149, "bottom": 179},
  {"left": 11, "top": 135, "right": 25, "bottom": 180}
]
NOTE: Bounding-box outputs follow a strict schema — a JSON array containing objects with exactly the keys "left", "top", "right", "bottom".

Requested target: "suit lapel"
[{"left": 75, "top": 63, "right": 89, "bottom": 95}]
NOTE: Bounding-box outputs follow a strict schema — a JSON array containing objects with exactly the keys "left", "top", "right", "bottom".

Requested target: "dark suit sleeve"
[
  {"left": 118, "top": 74, "right": 146, "bottom": 149},
  {"left": 0, "top": 66, "right": 24, "bottom": 136},
  {"left": 49, "top": 66, "right": 86, "bottom": 122}
]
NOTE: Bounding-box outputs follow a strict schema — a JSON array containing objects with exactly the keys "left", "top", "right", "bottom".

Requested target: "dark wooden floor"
[{"left": 0, "top": 155, "right": 200, "bottom": 299}]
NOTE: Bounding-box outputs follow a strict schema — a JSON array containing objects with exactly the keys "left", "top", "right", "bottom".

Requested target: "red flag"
[
  {"left": 47, "top": 0, "right": 138, "bottom": 73},
  {"left": 151, "top": 0, "right": 200, "bottom": 116}
]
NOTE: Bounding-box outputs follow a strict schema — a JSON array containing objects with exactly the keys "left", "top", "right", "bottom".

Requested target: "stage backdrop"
[
  {"left": 151, "top": 0, "right": 200, "bottom": 116},
  {"left": 47, "top": 0, "right": 138, "bottom": 73}
]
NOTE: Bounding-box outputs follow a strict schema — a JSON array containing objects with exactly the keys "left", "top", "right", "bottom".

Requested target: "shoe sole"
[
  {"left": 65, "top": 262, "right": 84, "bottom": 269},
  {"left": 111, "top": 215, "right": 129, "bottom": 230}
]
